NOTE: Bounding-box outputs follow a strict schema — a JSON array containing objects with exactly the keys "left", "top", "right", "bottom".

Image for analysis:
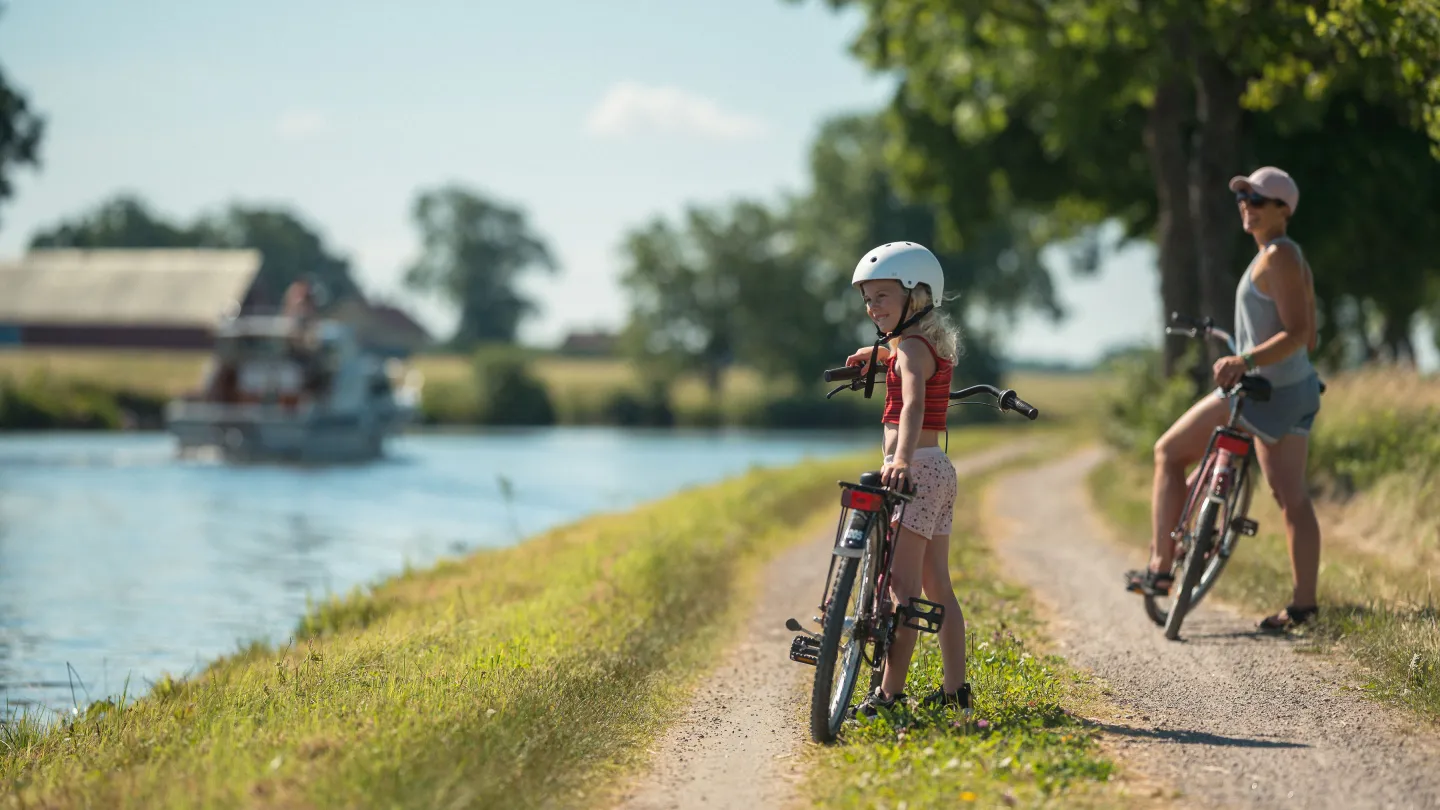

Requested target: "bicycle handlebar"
[
  {"left": 823, "top": 364, "right": 872, "bottom": 383},
  {"left": 1168, "top": 312, "right": 1237, "bottom": 355},
  {"left": 821, "top": 366, "right": 1039, "bottom": 420},
  {"left": 950, "top": 384, "right": 1040, "bottom": 420}
]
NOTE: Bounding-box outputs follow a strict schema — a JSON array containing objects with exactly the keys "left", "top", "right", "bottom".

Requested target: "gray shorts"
[{"left": 1214, "top": 372, "right": 1322, "bottom": 445}]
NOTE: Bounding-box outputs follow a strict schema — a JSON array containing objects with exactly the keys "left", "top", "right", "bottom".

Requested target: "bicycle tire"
[
  {"left": 1188, "top": 474, "right": 1253, "bottom": 611},
  {"left": 810, "top": 554, "right": 861, "bottom": 743},
  {"left": 1163, "top": 498, "right": 1220, "bottom": 640},
  {"left": 1144, "top": 473, "right": 1252, "bottom": 627}
]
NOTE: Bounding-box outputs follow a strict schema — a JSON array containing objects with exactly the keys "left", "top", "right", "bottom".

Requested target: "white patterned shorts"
[{"left": 884, "top": 446, "right": 958, "bottom": 538}]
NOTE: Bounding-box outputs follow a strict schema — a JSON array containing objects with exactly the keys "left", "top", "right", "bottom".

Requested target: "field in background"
[{"left": 0, "top": 348, "right": 1115, "bottom": 430}]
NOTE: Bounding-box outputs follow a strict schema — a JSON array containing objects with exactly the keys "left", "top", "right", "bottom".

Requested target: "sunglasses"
[{"left": 1235, "top": 190, "right": 1283, "bottom": 207}]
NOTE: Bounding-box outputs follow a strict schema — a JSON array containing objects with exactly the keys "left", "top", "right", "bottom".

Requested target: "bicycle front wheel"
[
  {"left": 810, "top": 554, "right": 862, "bottom": 743},
  {"left": 1163, "top": 498, "right": 1220, "bottom": 641}
]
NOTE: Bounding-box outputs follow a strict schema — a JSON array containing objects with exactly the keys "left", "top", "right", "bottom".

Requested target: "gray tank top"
[{"left": 1234, "top": 235, "right": 1315, "bottom": 387}]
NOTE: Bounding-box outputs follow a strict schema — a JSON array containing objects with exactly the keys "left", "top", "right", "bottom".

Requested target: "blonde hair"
[{"left": 892, "top": 283, "right": 961, "bottom": 363}]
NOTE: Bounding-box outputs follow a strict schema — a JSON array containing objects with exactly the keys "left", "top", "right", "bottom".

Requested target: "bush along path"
[{"left": 990, "top": 446, "right": 1440, "bottom": 810}]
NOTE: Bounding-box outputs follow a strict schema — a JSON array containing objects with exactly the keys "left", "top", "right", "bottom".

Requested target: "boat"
[{"left": 164, "top": 314, "right": 422, "bottom": 463}]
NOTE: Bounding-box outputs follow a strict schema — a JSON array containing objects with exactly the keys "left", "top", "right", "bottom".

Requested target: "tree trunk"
[
  {"left": 1189, "top": 50, "right": 1246, "bottom": 363},
  {"left": 1186, "top": 49, "right": 1244, "bottom": 364},
  {"left": 1144, "top": 51, "right": 1200, "bottom": 378}
]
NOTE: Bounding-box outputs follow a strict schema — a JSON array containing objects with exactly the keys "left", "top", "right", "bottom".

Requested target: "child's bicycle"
[
  {"left": 786, "top": 362, "right": 1039, "bottom": 743},
  {"left": 1134, "top": 312, "right": 1324, "bottom": 640}
]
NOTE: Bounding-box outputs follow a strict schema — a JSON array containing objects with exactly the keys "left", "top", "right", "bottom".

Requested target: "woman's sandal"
[
  {"left": 1257, "top": 604, "right": 1319, "bottom": 632},
  {"left": 1123, "top": 569, "right": 1174, "bottom": 597}
]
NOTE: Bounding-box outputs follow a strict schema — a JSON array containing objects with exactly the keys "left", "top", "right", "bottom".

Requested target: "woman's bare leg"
[
  {"left": 1255, "top": 433, "right": 1321, "bottom": 611},
  {"left": 1150, "top": 394, "right": 1232, "bottom": 571}
]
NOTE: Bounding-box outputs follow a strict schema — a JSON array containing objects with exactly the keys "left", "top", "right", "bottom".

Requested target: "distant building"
[
  {"left": 0, "top": 248, "right": 263, "bottom": 350},
  {"left": 326, "top": 298, "right": 433, "bottom": 358},
  {"left": 0, "top": 248, "right": 432, "bottom": 357},
  {"left": 557, "top": 329, "right": 617, "bottom": 357}
]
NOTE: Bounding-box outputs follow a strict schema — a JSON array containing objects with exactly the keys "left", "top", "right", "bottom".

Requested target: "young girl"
[{"left": 843, "top": 241, "right": 971, "bottom": 718}]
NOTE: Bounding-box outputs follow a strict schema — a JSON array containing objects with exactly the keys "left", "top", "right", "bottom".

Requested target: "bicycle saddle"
[
  {"left": 1236, "top": 374, "right": 1272, "bottom": 403},
  {"left": 859, "top": 470, "right": 917, "bottom": 496}
]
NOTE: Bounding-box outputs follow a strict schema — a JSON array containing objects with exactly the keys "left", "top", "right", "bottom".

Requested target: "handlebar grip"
[
  {"left": 823, "top": 362, "right": 887, "bottom": 382},
  {"left": 999, "top": 389, "right": 1040, "bottom": 420}
]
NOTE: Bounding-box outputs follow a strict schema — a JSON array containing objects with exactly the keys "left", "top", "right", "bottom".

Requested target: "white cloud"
[
  {"left": 274, "top": 109, "right": 329, "bottom": 141},
  {"left": 584, "top": 82, "right": 765, "bottom": 141}
]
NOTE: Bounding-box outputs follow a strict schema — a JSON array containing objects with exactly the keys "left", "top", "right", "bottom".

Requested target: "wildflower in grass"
[{"left": 960, "top": 790, "right": 977, "bottom": 801}]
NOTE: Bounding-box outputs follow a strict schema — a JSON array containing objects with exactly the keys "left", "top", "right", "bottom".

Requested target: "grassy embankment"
[
  {"left": 0, "top": 423, "right": 1051, "bottom": 808},
  {"left": 1089, "top": 366, "right": 1440, "bottom": 721}
]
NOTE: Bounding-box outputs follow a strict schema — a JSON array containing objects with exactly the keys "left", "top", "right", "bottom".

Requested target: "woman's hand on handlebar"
[{"left": 1213, "top": 355, "right": 1247, "bottom": 389}]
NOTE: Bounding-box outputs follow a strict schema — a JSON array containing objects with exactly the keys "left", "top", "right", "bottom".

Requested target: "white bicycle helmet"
[{"left": 850, "top": 241, "right": 945, "bottom": 305}]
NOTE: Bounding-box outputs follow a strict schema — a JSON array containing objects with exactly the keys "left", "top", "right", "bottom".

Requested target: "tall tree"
[
  {"left": 799, "top": 0, "right": 1440, "bottom": 374},
  {"left": 0, "top": 39, "right": 44, "bottom": 230},
  {"left": 404, "top": 185, "right": 558, "bottom": 348},
  {"left": 194, "top": 205, "right": 362, "bottom": 305},
  {"left": 30, "top": 195, "right": 194, "bottom": 249},
  {"left": 620, "top": 199, "right": 835, "bottom": 396}
]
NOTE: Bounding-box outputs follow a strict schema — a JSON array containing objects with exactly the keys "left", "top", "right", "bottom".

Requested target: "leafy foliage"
[{"left": 404, "top": 185, "right": 558, "bottom": 348}]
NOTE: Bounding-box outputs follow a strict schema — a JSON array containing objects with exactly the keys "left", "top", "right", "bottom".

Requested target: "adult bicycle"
[
  {"left": 1131, "top": 312, "right": 1323, "bottom": 640},
  {"left": 786, "top": 362, "right": 1039, "bottom": 743}
]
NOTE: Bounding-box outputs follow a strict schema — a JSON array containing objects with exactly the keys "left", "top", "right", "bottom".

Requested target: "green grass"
[
  {"left": 0, "top": 426, "right": 1021, "bottom": 809},
  {"left": 800, "top": 443, "right": 1151, "bottom": 810},
  {"left": 1088, "top": 455, "right": 1440, "bottom": 723}
]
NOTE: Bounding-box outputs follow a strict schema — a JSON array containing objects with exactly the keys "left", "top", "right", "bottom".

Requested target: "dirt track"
[
  {"left": 612, "top": 443, "right": 1036, "bottom": 810},
  {"left": 988, "top": 447, "right": 1440, "bottom": 810}
]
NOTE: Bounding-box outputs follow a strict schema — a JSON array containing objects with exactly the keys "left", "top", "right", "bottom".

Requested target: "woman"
[{"left": 1125, "top": 166, "right": 1324, "bottom": 632}]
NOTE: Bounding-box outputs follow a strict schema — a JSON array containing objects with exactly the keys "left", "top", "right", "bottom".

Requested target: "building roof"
[
  {"left": 0, "top": 248, "right": 263, "bottom": 328},
  {"left": 326, "top": 298, "right": 433, "bottom": 356}
]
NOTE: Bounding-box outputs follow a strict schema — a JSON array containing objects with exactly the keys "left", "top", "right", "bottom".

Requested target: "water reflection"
[{"left": 0, "top": 427, "right": 870, "bottom": 715}]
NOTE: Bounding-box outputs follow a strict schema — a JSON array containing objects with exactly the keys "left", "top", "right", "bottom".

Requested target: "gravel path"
[
  {"left": 613, "top": 442, "right": 1037, "bottom": 810},
  {"left": 988, "top": 446, "right": 1440, "bottom": 810}
]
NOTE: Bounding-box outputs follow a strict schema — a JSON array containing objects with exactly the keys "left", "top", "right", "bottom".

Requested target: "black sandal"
[
  {"left": 1258, "top": 604, "right": 1319, "bottom": 632},
  {"left": 1123, "top": 569, "right": 1174, "bottom": 597}
]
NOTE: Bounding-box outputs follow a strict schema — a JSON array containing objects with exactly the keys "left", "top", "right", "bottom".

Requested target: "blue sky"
[{"left": 0, "top": 0, "right": 1241, "bottom": 364}]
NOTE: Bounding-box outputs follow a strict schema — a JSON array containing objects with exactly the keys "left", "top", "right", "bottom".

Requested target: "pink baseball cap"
[{"left": 1229, "top": 166, "right": 1299, "bottom": 213}]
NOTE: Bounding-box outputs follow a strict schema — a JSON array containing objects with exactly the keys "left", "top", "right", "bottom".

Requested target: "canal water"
[{"left": 0, "top": 427, "right": 872, "bottom": 715}]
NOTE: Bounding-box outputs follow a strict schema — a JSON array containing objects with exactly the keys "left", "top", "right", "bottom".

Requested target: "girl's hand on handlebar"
[
  {"left": 846, "top": 345, "right": 890, "bottom": 372},
  {"left": 880, "top": 458, "right": 909, "bottom": 490},
  {"left": 1213, "top": 355, "right": 1247, "bottom": 389}
]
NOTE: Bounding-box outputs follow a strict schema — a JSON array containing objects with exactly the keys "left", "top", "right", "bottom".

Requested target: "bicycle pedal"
[
  {"left": 900, "top": 598, "right": 945, "bottom": 633},
  {"left": 1231, "top": 517, "right": 1258, "bottom": 536},
  {"left": 789, "top": 635, "right": 820, "bottom": 666}
]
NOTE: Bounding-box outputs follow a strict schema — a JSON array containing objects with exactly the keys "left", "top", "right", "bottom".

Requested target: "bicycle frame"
[{"left": 818, "top": 483, "right": 913, "bottom": 673}]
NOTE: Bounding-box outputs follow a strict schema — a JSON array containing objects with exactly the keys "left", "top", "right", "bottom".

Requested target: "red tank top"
[{"left": 881, "top": 336, "right": 953, "bottom": 431}]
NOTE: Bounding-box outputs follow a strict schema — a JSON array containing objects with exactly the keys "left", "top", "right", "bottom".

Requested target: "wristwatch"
[{"left": 1242, "top": 352, "right": 1257, "bottom": 370}]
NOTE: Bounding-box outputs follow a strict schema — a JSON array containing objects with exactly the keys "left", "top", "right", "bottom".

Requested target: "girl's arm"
[
  {"left": 883, "top": 339, "right": 934, "bottom": 488},
  {"left": 846, "top": 343, "right": 891, "bottom": 370}
]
